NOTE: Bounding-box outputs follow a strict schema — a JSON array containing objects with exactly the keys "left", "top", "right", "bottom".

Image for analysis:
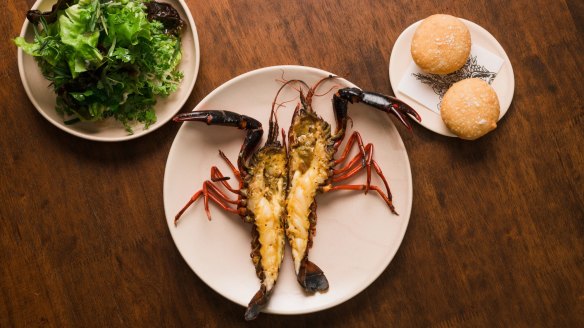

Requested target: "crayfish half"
[
  {"left": 173, "top": 100, "right": 288, "bottom": 320},
  {"left": 284, "top": 76, "right": 420, "bottom": 292}
]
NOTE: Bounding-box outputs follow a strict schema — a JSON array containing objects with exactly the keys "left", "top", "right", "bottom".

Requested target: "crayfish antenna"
[{"left": 281, "top": 128, "right": 287, "bottom": 155}]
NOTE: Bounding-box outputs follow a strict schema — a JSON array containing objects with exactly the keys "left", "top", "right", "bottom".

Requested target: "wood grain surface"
[{"left": 1, "top": 0, "right": 582, "bottom": 326}]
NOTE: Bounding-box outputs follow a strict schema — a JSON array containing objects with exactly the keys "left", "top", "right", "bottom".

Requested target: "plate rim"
[
  {"left": 389, "top": 18, "right": 515, "bottom": 137},
  {"left": 163, "top": 64, "right": 414, "bottom": 315},
  {"left": 17, "top": 0, "right": 201, "bottom": 142}
]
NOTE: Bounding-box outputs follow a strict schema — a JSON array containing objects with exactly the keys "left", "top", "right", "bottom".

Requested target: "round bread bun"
[
  {"left": 440, "top": 78, "right": 500, "bottom": 140},
  {"left": 411, "top": 14, "right": 471, "bottom": 74}
]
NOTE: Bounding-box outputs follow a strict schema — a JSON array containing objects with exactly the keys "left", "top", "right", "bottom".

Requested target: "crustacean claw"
[
  {"left": 174, "top": 110, "right": 263, "bottom": 172},
  {"left": 335, "top": 87, "right": 421, "bottom": 131}
]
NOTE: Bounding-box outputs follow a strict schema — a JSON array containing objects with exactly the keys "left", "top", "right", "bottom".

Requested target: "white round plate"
[
  {"left": 389, "top": 18, "right": 515, "bottom": 137},
  {"left": 164, "top": 65, "right": 413, "bottom": 316},
  {"left": 17, "top": 0, "right": 200, "bottom": 142}
]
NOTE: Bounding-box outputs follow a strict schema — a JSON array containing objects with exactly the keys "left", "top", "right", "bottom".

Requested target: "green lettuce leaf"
[{"left": 59, "top": 0, "right": 103, "bottom": 76}]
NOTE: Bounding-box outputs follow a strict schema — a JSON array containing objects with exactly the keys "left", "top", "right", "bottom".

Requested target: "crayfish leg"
[
  {"left": 174, "top": 163, "right": 244, "bottom": 224},
  {"left": 323, "top": 184, "right": 397, "bottom": 215}
]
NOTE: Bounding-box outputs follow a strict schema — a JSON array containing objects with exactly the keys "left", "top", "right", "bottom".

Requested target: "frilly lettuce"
[{"left": 14, "top": 0, "right": 184, "bottom": 133}]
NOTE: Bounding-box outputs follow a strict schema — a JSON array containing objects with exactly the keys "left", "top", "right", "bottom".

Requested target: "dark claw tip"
[{"left": 172, "top": 113, "right": 193, "bottom": 122}]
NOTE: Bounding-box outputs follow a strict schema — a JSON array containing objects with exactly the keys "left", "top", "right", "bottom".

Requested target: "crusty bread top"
[
  {"left": 440, "top": 78, "right": 500, "bottom": 140},
  {"left": 411, "top": 14, "right": 471, "bottom": 75}
]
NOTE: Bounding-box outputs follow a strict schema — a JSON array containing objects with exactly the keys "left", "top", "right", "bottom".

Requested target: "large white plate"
[
  {"left": 163, "top": 65, "right": 413, "bottom": 316},
  {"left": 17, "top": 0, "right": 200, "bottom": 142},
  {"left": 389, "top": 18, "right": 515, "bottom": 137}
]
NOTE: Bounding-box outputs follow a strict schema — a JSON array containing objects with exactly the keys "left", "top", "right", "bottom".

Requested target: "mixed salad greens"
[{"left": 15, "top": 0, "right": 185, "bottom": 133}]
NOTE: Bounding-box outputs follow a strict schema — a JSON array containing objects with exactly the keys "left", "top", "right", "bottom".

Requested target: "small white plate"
[
  {"left": 163, "top": 65, "right": 413, "bottom": 316},
  {"left": 389, "top": 18, "right": 515, "bottom": 137},
  {"left": 17, "top": 0, "right": 200, "bottom": 142}
]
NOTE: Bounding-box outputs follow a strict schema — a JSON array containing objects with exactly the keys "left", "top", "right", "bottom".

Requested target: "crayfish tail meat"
[
  {"left": 244, "top": 145, "right": 288, "bottom": 319},
  {"left": 285, "top": 92, "right": 335, "bottom": 293}
]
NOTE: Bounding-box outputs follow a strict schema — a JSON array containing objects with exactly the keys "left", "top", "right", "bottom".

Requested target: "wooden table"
[{"left": 2, "top": 0, "right": 582, "bottom": 326}]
